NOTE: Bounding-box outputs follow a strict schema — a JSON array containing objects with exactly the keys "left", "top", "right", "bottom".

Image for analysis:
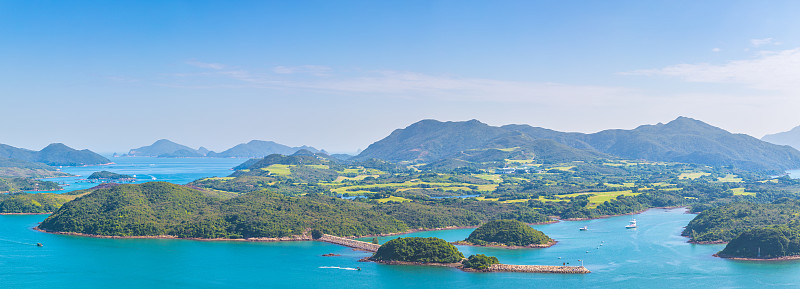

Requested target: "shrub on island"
[
  {"left": 718, "top": 226, "right": 800, "bottom": 259},
  {"left": 370, "top": 237, "right": 464, "bottom": 263},
  {"left": 87, "top": 171, "right": 133, "bottom": 180},
  {"left": 461, "top": 254, "right": 499, "bottom": 270},
  {"left": 465, "top": 219, "right": 551, "bottom": 246}
]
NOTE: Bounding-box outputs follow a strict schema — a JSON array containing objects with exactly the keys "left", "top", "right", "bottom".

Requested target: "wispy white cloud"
[
  {"left": 186, "top": 60, "right": 225, "bottom": 70},
  {"left": 169, "top": 62, "right": 632, "bottom": 104},
  {"left": 750, "top": 37, "right": 780, "bottom": 47},
  {"left": 712, "top": 48, "right": 721, "bottom": 52},
  {"left": 623, "top": 48, "right": 800, "bottom": 92},
  {"left": 273, "top": 65, "right": 331, "bottom": 76}
]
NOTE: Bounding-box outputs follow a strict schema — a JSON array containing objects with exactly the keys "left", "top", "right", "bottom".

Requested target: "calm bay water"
[
  {"left": 4, "top": 158, "right": 800, "bottom": 288},
  {"left": 41, "top": 156, "right": 246, "bottom": 193}
]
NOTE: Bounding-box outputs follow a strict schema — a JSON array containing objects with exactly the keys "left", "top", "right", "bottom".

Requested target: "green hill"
[
  {"left": 0, "top": 192, "right": 78, "bottom": 213},
  {"left": 370, "top": 237, "right": 464, "bottom": 263},
  {"left": 0, "top": 177, "right": 61, "bottom": 193},
  {"left": 355, "top": 117, "right": 800, "bottom": 172},
  {"left": 717, "top": 226, "right": 800, "bottom": 259},
  {"left": 208, "top": 140, "right": 322, "bottom": 158},
  {"left": 464, "top": 219, "right": 552, "bottom": 246},
  {"left": 38, "top": 182, "right": 409, "bottom": 238},
  {"left": 125, "top": 139, "right": 205, "bottom": 157},
  {"left": 0, "top": 157, "right": 69, "bottom": 178},
  {"left": 683, "top": 200, "right": 800, "bottom": 243},
  {"left": 87, "top": 171, "right": 133, "bottom": 180},
  {"left": 0, "top": 143, "right": 110, "bottom": 166}
]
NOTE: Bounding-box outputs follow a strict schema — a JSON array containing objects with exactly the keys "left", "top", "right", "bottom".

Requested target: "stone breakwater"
[
  {"left": 318, "top": 234, "right": 380, "bottom": 252},
  {"left": 487, "top": 264, "right": 590, "bottom": 274}
]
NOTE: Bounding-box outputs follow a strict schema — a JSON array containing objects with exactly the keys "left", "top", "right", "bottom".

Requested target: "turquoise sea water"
[
  {"left": 40, "top": 156, "right": 246, "bottom": 193},
  {"left": 4, "top": 158, "right": 800, "bottom": 288}
]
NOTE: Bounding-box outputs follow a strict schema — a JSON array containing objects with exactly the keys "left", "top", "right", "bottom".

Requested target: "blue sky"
[{"left": 2, "top": 0, "right": 800, "bottom": 153}]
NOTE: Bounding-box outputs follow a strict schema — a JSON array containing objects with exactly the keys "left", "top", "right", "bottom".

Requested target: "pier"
[
  {"left": 318, "top": 234, "right": 380, "bottom": 252},
  {"left": 488, "top": 264, "right": 590, "bottom": 274}
]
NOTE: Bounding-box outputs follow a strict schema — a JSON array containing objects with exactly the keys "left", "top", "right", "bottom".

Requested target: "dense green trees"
[
  {"left": 87, "top": 171, "right": 133, "bottom": 179},
  {"left": 462, "top": 254, "right": 499, "bottom": 270},
  {"left": 370, "top": 237, "right": 464, "bottom": 263},
  {"left": 0, "top": 177, "right": 61, "bottom": 192},
  {"left": 40, "top": 182, "right": 411, "bottom": 238},
  {"left": 683, "top": 200, "right": 800, "bottom": 243},
  {"left": 0, "top": 193, "right": 76, "bottom": 213},
  {"left": 718, "top": 226, "right": 800, "bottom": 259},
  {"left": 464, "top": 219, "right": 551, "bottom": 246}
]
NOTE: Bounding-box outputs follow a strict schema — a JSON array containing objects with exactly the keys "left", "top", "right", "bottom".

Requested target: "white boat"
[
  {"left": 626, "top": 219, "right": 637, "bottom": 229},
  {"left": 579, "top": 226, "right": 588, "bottom": 231}
]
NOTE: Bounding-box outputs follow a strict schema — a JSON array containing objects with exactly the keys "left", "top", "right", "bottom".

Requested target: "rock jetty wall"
[
  {"left": 319, "top": 234, "right": 380, "bottom": 252},
  {"left": 489, "top": 264, "right": 590, "bottom": 274}
]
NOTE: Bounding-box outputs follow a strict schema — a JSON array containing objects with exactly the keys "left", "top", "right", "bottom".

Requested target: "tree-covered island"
[{"left": 458, "top": 219, "right": 553, "bottom": 248}]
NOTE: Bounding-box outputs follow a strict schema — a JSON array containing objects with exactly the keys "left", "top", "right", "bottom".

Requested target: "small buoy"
[{"left": 36, "top": 243, "right": 43, "bottom": 247}]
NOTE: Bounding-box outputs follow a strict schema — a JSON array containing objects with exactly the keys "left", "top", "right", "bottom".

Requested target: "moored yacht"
[{"left": 625, "top": 219, "right": 637, "bottom": 229}]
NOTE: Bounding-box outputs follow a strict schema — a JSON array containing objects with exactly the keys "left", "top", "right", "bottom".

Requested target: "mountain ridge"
[
  {"left": 0, "top": 143, "right": 110, "bottom": 166},
  {"left": 355, "top": 117, "right": 800, "bottom": 171}
]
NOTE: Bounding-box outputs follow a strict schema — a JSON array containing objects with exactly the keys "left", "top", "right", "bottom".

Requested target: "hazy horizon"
[{"left": 4, "top": 1, "right": 800, "bottom": 153}]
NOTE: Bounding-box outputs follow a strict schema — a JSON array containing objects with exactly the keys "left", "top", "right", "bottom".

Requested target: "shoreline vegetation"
[
  {"left": 452, "top": 240, "right": 557, "bottom": 249},
  {"left": 31, "top": 207, "right": 684, "bottom": 242},
  {"left": 713, "top": 253, "right": 800, "bottom": 261}
]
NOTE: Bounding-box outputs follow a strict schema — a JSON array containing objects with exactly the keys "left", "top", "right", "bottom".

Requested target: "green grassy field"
[
  {"left": 375, "top": 196, "right": 411, "bottom": 203},
  {"left": 730, "top": 187, "right": 755, "bottom": 196},
  {"left": 474, "top": 174, "right": 503, "bottom": 183},
  {"left": 678, "top": 172, "right": 711, "bottom": 179},
  {"left": 261, "top": 164, "right": 292, "bottom": 176},
  {"left": 556, "top": 190, "right": 640, "bottom": 208},
  {"left": 717, "top": 174, "right": 743, "bottom": 183}
]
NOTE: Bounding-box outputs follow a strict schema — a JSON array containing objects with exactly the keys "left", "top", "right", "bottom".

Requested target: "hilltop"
[
  {"left": 208, "top": 140, "right": 323, "bottom": 158},
  {"left": 0, "top": 157, "right": 69, "bottom": 178},
  {"left": 0, "top": 143, "right": 110, "bottom": 166},
  {"left": 356, "top": 117, "right": 800, "bottom": 172},
  {"left": 762, "top": 125, "right": 800, "bottom": 151},
  {"left": 124, "top": 139, "right": 324, "bottom": 158},
  {"left": 125, "top": 139, "right": 208, "bottom": 157}
]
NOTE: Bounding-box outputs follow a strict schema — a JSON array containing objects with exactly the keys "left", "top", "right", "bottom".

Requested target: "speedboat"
[
  {"left": 626, "top": 219, "right": 637, "bottom": 229},
  {"left": 579, "top": 226, "right": 588, "bottom": 231}
]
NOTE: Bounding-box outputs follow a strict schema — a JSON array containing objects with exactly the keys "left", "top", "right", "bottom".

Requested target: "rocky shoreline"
[
  {"left": 33, "top": 226, "right": 313, "bottom": 242},
  {"left": 713, "top": 253, "right": 800, "bottom": 261},
  {"left": 348, "top": 220, "right": 559, "bottom": 239},
  {"left": 360, "top": 258, "right": 589, "bottom": 274},
  {"left": 451, "top": 240, "right": 557, "bottom": 249}
]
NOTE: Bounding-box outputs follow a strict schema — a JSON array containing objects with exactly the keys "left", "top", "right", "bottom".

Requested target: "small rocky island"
[
  {"left": 716, "top": 226, "right": 800, "bottom": 260},
  {"left": 361, "top": 236, "right": 587, "bottom": 273},
  {"left": 369, "top": 237, "right": 464, "bottom": 264},
  {"left": 87, "top": 171, "right": 134, "bottom": 181},
  {"left": 456, "top": 219, "right": 555, "bottom": 248}
]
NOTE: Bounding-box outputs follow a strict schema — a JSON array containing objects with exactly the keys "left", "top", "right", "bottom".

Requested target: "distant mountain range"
[
  {"left": 0, "top": 143, "right": 110, "bottom": 166},
  {"left": 762, "top": 126, "right": 800, "bottom": 151},
  {"left": 124, "top": 139, "right": 324, "bottom": 158},
  {"left": 355, "top": 117, "right": 800, "bottom": 172}
]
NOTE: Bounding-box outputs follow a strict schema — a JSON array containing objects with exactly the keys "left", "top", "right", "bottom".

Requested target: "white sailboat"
[{"left": 625, "top": 219, "right": 637, "bottom": 229}]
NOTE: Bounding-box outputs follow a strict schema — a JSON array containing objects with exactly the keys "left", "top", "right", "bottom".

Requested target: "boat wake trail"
[
  {"left": 319, "top": 266, "right": 359, "bottom": 271},
  {"left": 0, "top": 238, "right": 38, "bottom": 246}
]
